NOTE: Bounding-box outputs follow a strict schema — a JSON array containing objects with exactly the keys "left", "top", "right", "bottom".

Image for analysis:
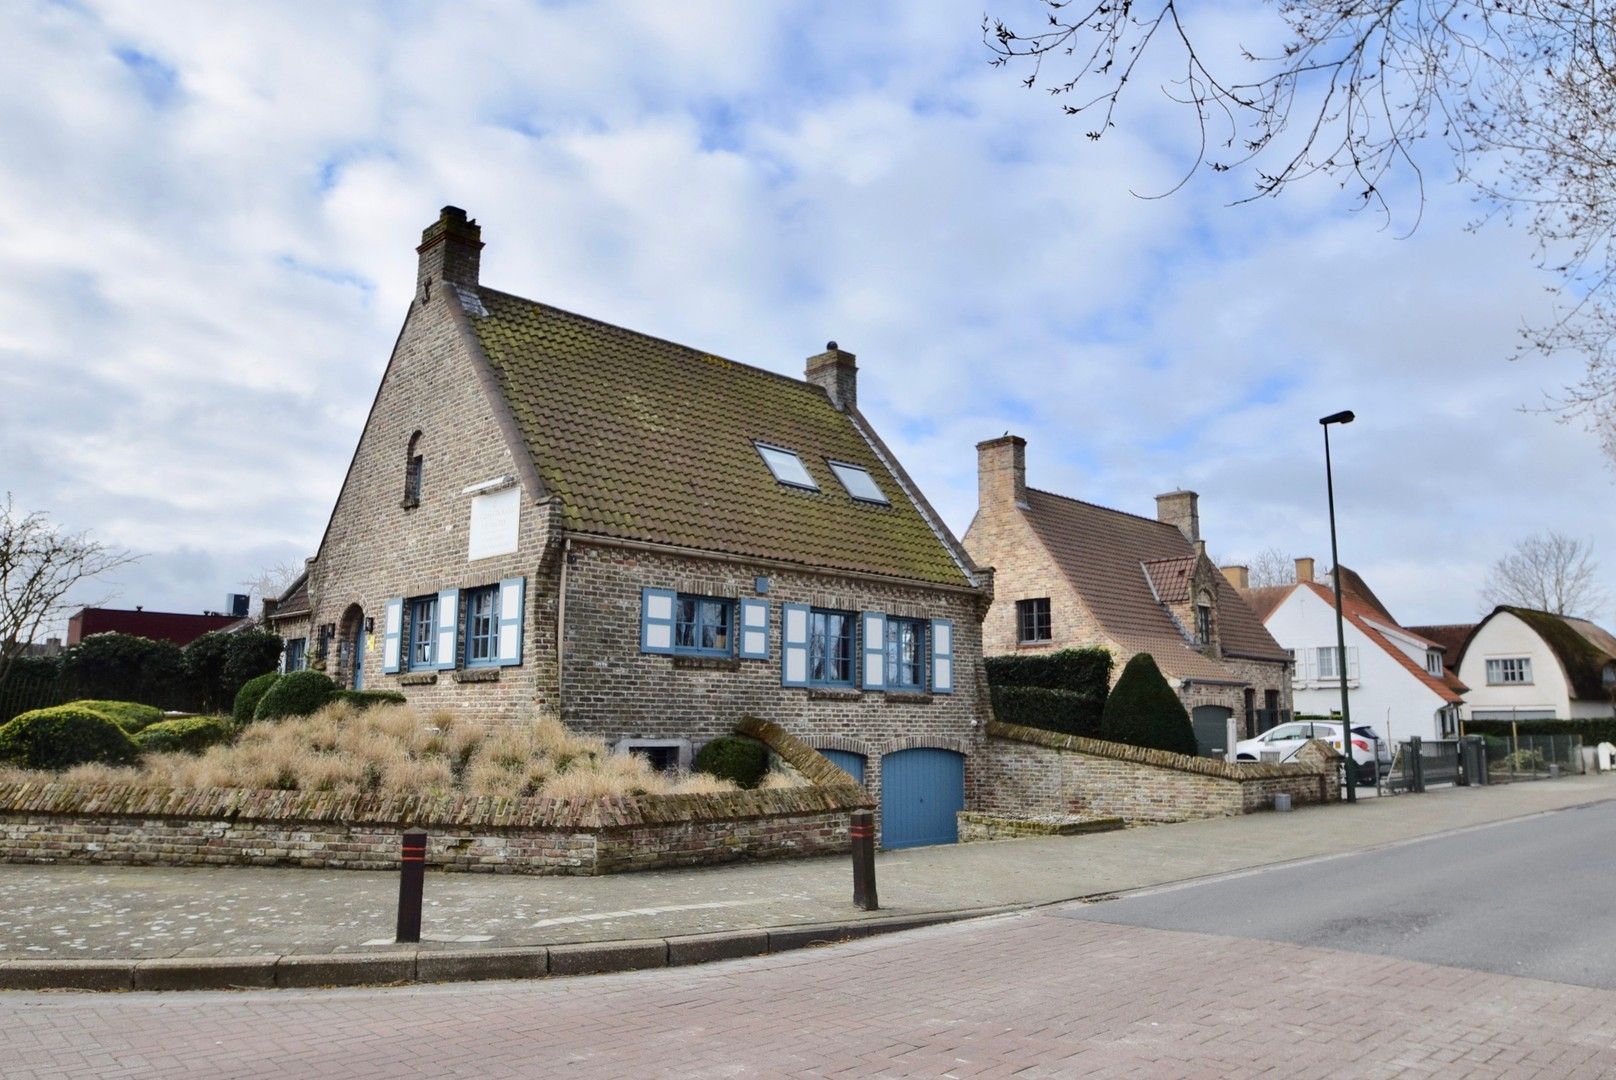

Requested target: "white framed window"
[
  {"left": 1486, "top": 657, "right": 1533, "bottom": 685},
  {"left": 1317, "top": 645, "right": 1341, "bottom": 679},
  {"left": 755, "top": 443, "right": 818, "bottom": 490},
  {"left": 1425, "top": 650, "right": 1443, "bottom": 676}
]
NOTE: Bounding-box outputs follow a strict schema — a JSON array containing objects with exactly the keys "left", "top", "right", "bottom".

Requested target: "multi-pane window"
[
  {"left": 464, "top": 586, "right": 499, "bottom": 666},
  {"left": 283, "top": 638, "right": 307, "bottom": 673},
  {"left": 1016, "top": 598, "right": 1052, "bottom": 643},
  {"left": 675, "top": 595, "right": 733, "bottom": 655},
  {"left": 1425, "top": 651, "right": 1444, "bottom": 676},
  {"left": 405, "top": 596, "right": 437, "bottom": 671},
  {"left": 885, "top": 617, "right": 926, "bottom": 690},
  {"left": 1194, "top": 603, "right": 1212, "bottom": 645},
  {"left": 1317, "top": 645, "right": 1341, "bottom": 679},
  {"left": 1486, "top": 657, "right": 1533, "bottom": 685},
  {"left": 808, "top": 608, "right": 856, "bottom": 685}
]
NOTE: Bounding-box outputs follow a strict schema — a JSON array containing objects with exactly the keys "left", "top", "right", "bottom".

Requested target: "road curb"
[{"left": 0, "top": 904, "right": 1021, "bottom": 993}]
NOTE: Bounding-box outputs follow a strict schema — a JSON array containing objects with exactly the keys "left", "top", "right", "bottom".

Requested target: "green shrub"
[
  {"left": 984, "top": 648, "right": 1113, "bottom": 697},
  {"left": 59, "top": 633, "right": 188, "bottom": 710},
  {"left": 133, "top": 715, "right": 236, "bottom": 756},
  {"left": 233, "top": 672, "right": 281, "bottom": 724},
  {"left": 1099, "top": 653, "right": 1197, "bottom": 757},
  {"left": 1465, "top": 718, "right": 1616, "bottom": 747},
  {"left": 185, "top": 630, "right": 288, "bottom": 714},
  {"left": 335, "top": 690, "right": 407, "bottom": 711},
  {"left": 693, "top": 736, "right": 769, "bottom": 789},
  {"left": 253, "top": 670, "right": 335, "bottom": 722},
  {"left": 0, "top": 705, "right": 137, "bottom": 770},
  {"left": 990, "top": 685, "right": 1104, "bottom": 738},
  {"left": 71, "top": 700, "right": 166, "bottom": 734}
]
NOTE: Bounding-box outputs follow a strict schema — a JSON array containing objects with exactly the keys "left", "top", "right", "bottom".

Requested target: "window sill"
[
  {"left": 672, "top": 655, "right": 741, "bottom": 672},
  {"left": 398, "top": 672, "right": 438, "bottom": 686},
  {"left": 1015, "top": 640, "right": 1055, "bottom": 649},
  {"left": 807, "top": 687, "right": 862, "bottom": 702},
  {"left": 454, "top": 667, "right": 500, "bottom": 684}
]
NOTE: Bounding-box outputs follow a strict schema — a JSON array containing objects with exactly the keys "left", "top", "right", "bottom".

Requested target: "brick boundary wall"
[
  {"left": 974, "top": 720, "right": 1336, "bottom": 825},
  {"left": 0, "top": 719, "right": 869, "bottom": 876}
]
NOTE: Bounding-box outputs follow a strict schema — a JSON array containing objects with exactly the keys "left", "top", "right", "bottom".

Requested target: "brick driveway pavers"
[
  {"left": 2, "top": 774, "right": 1611, "bottom": 961},
  {"left": 7, "top": 911, "right": 1616, "bottom": 1078}
]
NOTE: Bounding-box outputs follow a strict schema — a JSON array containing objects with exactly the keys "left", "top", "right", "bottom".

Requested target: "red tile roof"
[{"left": 1300, "top": 582, "right": 1465, "bottom": 703}]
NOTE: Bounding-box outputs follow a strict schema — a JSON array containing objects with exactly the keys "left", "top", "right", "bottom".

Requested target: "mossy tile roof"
[{"left": 467, "top": 288, "right": 969, "bottom": 588}]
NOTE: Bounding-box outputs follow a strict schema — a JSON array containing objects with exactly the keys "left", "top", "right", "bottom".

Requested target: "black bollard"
[
  {"left": 396, "top": 830, "right": 427, "bottom": 944},
  {"left": 851, "top": 810, "right": 878, "bottom": 911}
]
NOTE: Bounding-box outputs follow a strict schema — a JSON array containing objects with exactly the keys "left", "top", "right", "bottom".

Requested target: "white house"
[
  {"left": 1237, "top": 560, "right": 1465, "bottom": 748},
  {"left": 1451, "top": 607, "right": 1616, "bottom": 723}
]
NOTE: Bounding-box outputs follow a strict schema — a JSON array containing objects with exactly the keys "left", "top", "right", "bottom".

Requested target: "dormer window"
[
  {"left": 1195, "top": 594, "right": 1213, "bottom": 646},
  {"left": 1425, "top": 650, "right": 1443, "bottom": 676},
  {"left": 756, "top": 443, "right": 818, "bottom": 490},
  {"left": 403, "top": 431, "right": 424, "bottom": 508},
  {"left": 828, "top": 461, "right": 889, "bottom": 504}
]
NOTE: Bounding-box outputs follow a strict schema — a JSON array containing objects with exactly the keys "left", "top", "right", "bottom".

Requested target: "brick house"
[
  {"left": 268, "top": 207, "right": 992, "bottom": 848},
  {"left": 963, "top": 435, "right": 1291, "bottom": 753}
]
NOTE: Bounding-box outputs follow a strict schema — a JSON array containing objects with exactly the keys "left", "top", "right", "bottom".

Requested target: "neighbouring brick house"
[
  {"left": 268, "top": 207, "right": 992, "bottom": 848},
  {"left": 963, "top": 435, "right": 1292, "bottom": 753}
]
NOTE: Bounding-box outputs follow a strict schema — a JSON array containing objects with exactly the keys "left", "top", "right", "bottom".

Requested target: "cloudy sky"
[{"left": 3, "top": 0, "right": 1610, "bottom": 633}]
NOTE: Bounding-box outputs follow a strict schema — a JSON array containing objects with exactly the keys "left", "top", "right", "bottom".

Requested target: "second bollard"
[
  {"left": 851, "top": 810, "right": 878, "bottom": 911},
  {"left": 396, "top": 830, "right": 427, "bottom": 944}
]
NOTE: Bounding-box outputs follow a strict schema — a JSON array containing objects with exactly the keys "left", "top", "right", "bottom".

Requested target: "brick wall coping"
[
  {"left": 0, "top": 716, "right": 867, "bottom": 831},
  {"left": 986, "top": 720, "right": 1332, "bottom": 780}
]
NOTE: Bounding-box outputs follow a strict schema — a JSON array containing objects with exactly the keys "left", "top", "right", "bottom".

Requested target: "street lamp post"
[{"left": 1320, "top": 410, "right": 1357, "bottom": 804}]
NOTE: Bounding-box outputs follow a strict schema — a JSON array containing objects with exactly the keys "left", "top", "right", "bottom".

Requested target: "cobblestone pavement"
[
  {"left": 2, "top": 773, "right": 1610, "bottom": 959},
  {"left": 7, "top": 908, "right": 1616, "bottom": 1079}
]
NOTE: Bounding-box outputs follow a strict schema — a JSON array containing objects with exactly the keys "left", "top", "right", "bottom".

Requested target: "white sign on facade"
[{"left": 468, "top": 487, "right": 520, "bottom": 561}]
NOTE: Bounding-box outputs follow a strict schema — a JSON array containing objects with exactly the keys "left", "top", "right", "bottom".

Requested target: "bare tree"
[
  {"left": 238, "top": 561, "right": 303, "bottom": 623},
  {"left": 1480, "top": 531, "right": 1607, "bottom": 617},
  {"left": 1246, "top": 547, "right": 1297, "bottom": 588},
  {"left": 985, "top": 1, "right": 1616, "bottom": 458},
  {"left": 0, "top": 493, "right": 139, "bottom": 687}
]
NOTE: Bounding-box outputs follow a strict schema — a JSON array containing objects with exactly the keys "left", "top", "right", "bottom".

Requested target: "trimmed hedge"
[
  {"left": 1465, "top": 718, "right": 1616, "bottom": 746},
  {"left": 60, "top": 633, "right": 188, "bottom": 710},
  {"left": 232, "top": 672, "right": 281, "bottom": 724},
  {"left": 133, "top": 715, "right": 236, "bottom": 756},
  {"left": 184, "top": 630, "right": 286, "bottom": 713},
  {"left": 694, "top": 735, "right": 770, "bottom": 789},
  {"left": 72, "top": 699, "right": 166, "bottom": 734},
  {"left": 0, "top": 705, "right": 138, "bottom": 770},
  {"left": 1099, "top": 653, "right": 1198, "bottom": 757},
  {"left": 985, "top": 648, "right": 1112, "bottom": 697},
  {"left": 335, "top": 690, "right": 408, "bottom": 711},
  {"left": 990, "top": 685, "right": 1103, "bottom": 738},
  {"left": 253, "top": 670, "right": 335, "bottom": 722}
]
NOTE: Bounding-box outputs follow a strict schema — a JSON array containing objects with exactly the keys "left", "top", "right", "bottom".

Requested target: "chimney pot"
[
  {"left": 977, "top": 434, "right": 1028, "bottom": 510},
  {"left": 805, "top": 344, "right": 857, "bottom": 411},
  {"left": 1295, "top": 556, "right": 1315, "bottom": 583},
  {"left": 1155, "top": 490, "right": 1200, "bottom": 544},
  {"left": 416, "top": 205, "right": 484, "bottom": 296}
]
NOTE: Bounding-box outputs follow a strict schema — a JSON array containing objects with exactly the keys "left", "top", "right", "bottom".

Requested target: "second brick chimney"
[
  {"left": 1295, "top": 556, "right": 1315, "bottom": 583},
  {"left": 977, "top": 434, "right": 1028, "bottom": 511},
  {"left": 1221, "top": 564, "right": 1250, "bottom": 589},
  {"left": 417, "top": 206, "right": 483, "bottom": 297},
  {"left": 1155, "top": 490, "right": 1200, "bottom": 544},
  {"left": 805, "top": 342, "right": 857, "bottom": 411}
]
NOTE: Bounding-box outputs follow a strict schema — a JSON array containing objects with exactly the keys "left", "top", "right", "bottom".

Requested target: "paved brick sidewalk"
[
  {"left": 7, "top": 909, "right": 1616, "bottom": 1078},
  {"left": 2, "top": 773, "right": 1611, "bottom": 960}
]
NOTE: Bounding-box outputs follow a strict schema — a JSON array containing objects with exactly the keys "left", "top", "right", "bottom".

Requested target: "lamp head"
[{"left": 1319, "top": 410, "right": 1355, "bottom": 426}]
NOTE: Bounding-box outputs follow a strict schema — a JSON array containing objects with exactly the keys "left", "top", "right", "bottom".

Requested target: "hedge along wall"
[
  {"left": 973, "top": 720, "right": 1337, "bottom": 826},
  {"left": 0, "top": 717, "right": 869, "bottom": 876}
]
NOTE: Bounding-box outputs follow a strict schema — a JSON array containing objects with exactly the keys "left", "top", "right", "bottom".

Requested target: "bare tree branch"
[{"left": 1479, "top": 530, "right": 1607, "bottom": 616}]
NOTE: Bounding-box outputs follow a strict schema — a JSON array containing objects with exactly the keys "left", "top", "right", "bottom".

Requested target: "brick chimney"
[
  {"left": 805, "top": 342, "right": 857, "bottom": 411},
  {"left": 1295, "top": 556, "right": 1315, "bottom": 583},
  {"left": 1222, "top": 565, "right": 1249, "bottom": 589},
  {"left": 977, "top": 434, "right": 1028, "bottom": 510},
  {"left": 1155, "top": 490, "right": 1199, "bottom": 544},
  {"left": 416, "top": 206, "right": 483, "bottom": 297}
]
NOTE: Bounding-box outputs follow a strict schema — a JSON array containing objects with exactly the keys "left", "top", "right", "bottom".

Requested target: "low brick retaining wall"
[
  {"left": 0, "top": 717, "right": 868, "bottom": 876},
  {"left": 957, "top": 811, "right": 1125, "bottom": 843},
  {"left": 975, "top": 721, "right": 1337, "bottom": 825}
]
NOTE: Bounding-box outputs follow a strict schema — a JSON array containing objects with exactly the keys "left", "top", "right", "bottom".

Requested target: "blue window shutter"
[
  {"left": 382, "top": 598, "right": 404, "bottom": 674},
  {"left": 496, "top": 577, "right": 525, "bottom": 666},
  {"left": 930, "top": 618, "right": 953, "bottom": 694},
  {"left": 861, "top": 612, "right": 887, "bottom": 690},
  {"left": 739, "top": 598, "right": 770, "bottom": 659},
  {"left": 640, "top": 587, "right": 676, "bottom": 655},
  {"left": 781, "top": 603, "right": 810, "bottom": 687},
  {"left": 435, "top": 588, "right": 459, "bottom": 670}
]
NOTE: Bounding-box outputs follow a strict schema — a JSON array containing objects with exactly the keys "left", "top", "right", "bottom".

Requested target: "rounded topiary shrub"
[
  {"left": 693, "top": 736, "right": 769, "bottom": 789},
  {"left": 1098, "top": 653, "right": 1198, "bottom": 757},
  {"left": 233, "top": 671, "right": 281, "bottom": 724},
  {"left": 133, "top": 715, "right": 236, "bottom": 756},
  {"left": 72, "top": 700, "right": 166, "bottom": 734},
  {"left": 0, "top": 705, "right": 138, "bottom": 771},
  {"left": 252, "top": 670, "right": 335, "bottom": 722}
]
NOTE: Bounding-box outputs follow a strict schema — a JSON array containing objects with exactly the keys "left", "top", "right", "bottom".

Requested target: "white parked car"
[{"left": 1234, "top": 721, "right": 1387, "bottom": 784}]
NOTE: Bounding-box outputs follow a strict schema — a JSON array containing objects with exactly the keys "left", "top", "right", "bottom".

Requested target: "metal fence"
[
  {"left": 1387, "top": 738, "right": 1462, "bottom": 793},
  {"left": 1482, "top": 732, "right": 1585, "bottom": 782},
  {"left": 0, "top": 675, "right": 75, "bottom": 725}
]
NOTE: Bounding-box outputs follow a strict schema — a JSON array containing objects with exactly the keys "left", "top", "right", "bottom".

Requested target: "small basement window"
[
  {"left": 756, "top": 443, "right": 818, "bottom": 490},
  {"left": 828, "top": 461, "right": 889, "bottom": 504}
]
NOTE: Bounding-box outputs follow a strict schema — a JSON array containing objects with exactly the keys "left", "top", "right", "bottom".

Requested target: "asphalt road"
[{"left": 1063, "top": 798, "right": 1616, "bottom": 988}]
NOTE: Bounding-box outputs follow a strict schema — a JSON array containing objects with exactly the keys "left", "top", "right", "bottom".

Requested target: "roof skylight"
[
  {"left": 756, "top": 444, "right": 818, "bottom": 490},
  {"left": 829, "top": 462, "right": 889, "bottom": 504}
]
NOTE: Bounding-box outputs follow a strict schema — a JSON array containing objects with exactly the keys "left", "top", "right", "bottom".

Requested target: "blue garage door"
[
  {"left": 880, "top": 748, "right": 965, "bottom": 850},
  {"left": 821, "top": 749, "right": 866, "bottom": 786}
]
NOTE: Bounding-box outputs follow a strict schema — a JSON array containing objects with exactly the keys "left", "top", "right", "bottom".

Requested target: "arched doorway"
[{"left": 338, "top": 603, "right": 365, "bottom": 690}]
